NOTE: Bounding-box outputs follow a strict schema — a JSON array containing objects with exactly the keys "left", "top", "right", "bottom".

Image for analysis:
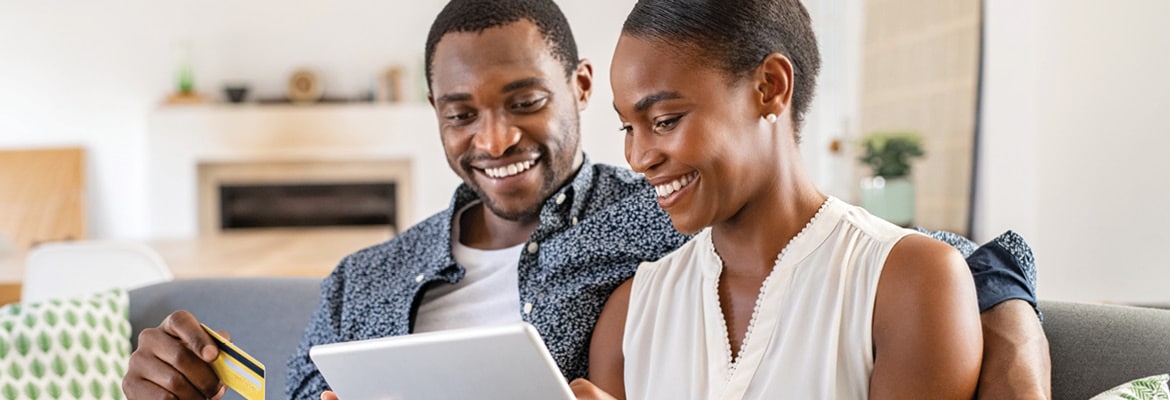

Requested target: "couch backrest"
[
  {"left": 1041, "top": 300, "right": 1170, "bottom": 399},
  {"left": 128, "top": 277, "right": 321, "bottom": 400},
  {"left": 127, "top": 279, "right": 1170, "bottom": 399}
]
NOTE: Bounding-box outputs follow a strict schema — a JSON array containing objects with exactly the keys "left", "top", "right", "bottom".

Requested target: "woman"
[{"left": 571, "top": 0, "right": 983, "bottom": 398}]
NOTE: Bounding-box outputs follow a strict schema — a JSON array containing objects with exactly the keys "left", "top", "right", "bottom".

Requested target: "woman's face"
[{"left": 611, "top": 35, "right": 776, "bottom": 234}]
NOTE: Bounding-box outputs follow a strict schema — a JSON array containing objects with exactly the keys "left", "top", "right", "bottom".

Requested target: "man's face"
[{"left": 429, "top": 20, "right": 591, "bottom": 222}]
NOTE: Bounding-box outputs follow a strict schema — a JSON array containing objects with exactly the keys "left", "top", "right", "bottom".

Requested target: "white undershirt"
[{"left": 412, "top": 202, "right": 524, "bottom": 333}]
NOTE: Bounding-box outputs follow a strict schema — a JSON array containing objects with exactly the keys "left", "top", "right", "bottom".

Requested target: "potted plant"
[{"left": 858, "top": 132, "right": 924, "bottom": 226}]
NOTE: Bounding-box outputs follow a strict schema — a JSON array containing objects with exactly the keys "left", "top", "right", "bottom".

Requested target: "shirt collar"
[{"left": 426, "top": 155, "right": 598, "bottom": 275}]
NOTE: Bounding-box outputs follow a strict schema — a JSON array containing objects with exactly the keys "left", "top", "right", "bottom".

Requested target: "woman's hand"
[
  {"left": 570, "top": 378, "right": 619, "bottom": 400},
  {"left": 321, "top": 390, "right": 338, "bottom": 400}
]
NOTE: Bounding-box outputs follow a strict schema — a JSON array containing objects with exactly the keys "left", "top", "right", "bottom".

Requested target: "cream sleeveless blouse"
[{"left": 623, "top": 198, "right": 916, "bottom": 399}]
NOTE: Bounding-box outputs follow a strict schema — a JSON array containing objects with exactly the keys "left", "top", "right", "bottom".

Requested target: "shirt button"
[
  {"left": 414, "top": 274, "right": 425, "bottom": 283},
  {"left": 527, "top": 242, "right": 539, "bottom": 253},
  {"left": 571, "top": 217, "right": 579, "bottom": 226},
  {"left": 555, "top": 193, "right": 567, "bottom": 205},
  {"left": 523, "top": 302, "right": 534, "bottom": 315}
]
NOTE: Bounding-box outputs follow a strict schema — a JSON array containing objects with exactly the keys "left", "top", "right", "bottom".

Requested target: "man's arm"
[
  {"left": 977, "top": 300, "right": 1051, "bottom": 399},
  {"left": 285, "top": 262, "right": 349, "bottom": 400}
]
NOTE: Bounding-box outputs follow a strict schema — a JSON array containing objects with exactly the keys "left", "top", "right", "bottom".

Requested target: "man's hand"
[
  {"left": 122, "top": 310, "right": 227, "bottom": 399},
  {"left": 570, "top": 378, "right": 619, "bottom": 400}
]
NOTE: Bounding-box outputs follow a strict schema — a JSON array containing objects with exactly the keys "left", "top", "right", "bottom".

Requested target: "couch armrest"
[{"left": 1042, "top": 300, "right": 1170, "bottom": 399}]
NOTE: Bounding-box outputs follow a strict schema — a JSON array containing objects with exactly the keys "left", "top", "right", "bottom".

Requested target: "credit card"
[{"left": 201, "top": 323, "right": 265, "bottom": 400}]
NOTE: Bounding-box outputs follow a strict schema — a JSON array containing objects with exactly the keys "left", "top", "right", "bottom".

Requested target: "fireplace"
[
  {"left": 219, "top": 182, "right": 397, "bottom": 230},
  {"left": 198, "top": 159, "right": 412, "bottom": 234}
]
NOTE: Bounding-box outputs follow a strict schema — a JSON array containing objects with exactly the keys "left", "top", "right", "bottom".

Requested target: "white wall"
[
  {"left": 0, "top": 0, "right": 637, "bottom": 239},
  {"left": 977, "top": 0, "right": 1170, "bottom": 303}
]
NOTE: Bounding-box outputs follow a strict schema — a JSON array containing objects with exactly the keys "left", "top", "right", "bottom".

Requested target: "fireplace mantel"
[{"left": 147, "top": 103, "right": 460, "bottom": 239}]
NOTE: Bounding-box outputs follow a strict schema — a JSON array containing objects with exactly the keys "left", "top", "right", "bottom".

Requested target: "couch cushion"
[
  {"left": 1090, "top": 374, "right": 1169, "bottom": 400},
  {"left": 0, "top": 288, "right": 130, "bottom": 399},
  {"left": 129, "top": 277, "right": 321, "bottom": 400},
  {"left": 1043, "top": 301, "right": 1170, "bottom": 399}
]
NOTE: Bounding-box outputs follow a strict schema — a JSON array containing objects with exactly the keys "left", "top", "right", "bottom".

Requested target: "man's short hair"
[{"left": 425, "top": 0, "right": 580, "bottom": 90}]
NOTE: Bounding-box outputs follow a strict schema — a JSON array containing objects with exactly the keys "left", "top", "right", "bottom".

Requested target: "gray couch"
[{"left": 128, "top": 278, "right": 1170, "bottom": 400}]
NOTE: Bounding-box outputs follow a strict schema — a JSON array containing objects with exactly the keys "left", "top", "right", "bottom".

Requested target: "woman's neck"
[{"left": 711, "top": 155, "right": 827, "bottom": 278}]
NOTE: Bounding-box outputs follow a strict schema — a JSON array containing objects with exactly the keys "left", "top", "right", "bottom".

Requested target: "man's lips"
[{"left": 472, "top": 157, "right": 540, "bottom": 179}]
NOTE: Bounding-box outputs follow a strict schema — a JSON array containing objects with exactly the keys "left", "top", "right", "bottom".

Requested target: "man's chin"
[{"left": 481, "top": 201, "right": 543, "bottom": 222}]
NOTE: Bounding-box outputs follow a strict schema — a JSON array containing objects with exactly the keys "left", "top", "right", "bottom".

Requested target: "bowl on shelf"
[{"left": 223, "top": 85, "right": 250, "bottom": 103}]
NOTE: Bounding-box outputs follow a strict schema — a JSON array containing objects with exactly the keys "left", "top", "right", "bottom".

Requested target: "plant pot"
[{"left": 860, "top": 176, "right": 915, "bottom": 226}]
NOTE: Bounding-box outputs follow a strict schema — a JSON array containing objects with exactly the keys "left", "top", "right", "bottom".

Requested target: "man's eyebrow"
[
  {"left": 502, "top": 77, "right": 545, "bottom": 93},
  {"left": 435, "top": 92, "right": 472, "bottom": 105},
  {"left": 634, "top": 91, "right": 683, "bottom": 113}
]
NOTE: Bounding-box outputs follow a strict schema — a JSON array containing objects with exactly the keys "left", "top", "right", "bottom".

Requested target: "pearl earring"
[{"left": 765, "top": 113, "right": 778, "bottom": 124}]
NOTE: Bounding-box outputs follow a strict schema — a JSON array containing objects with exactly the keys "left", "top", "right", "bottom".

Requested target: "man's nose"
[{"left": 473, "top": 112, "right": 521, "bottom": 157}]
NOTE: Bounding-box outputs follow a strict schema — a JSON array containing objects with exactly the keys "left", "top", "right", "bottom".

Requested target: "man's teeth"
[
  {"left": 484, "top": 160, "right": 535, "bottom": 178},
  {"left": 655, "top": 173, "right": 697, "bottom": 198}
]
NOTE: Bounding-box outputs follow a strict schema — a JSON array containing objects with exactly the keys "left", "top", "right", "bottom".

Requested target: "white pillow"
[
  {"left": 0, "top": 288, "right": 130, "bottom": 399},
  {"left": 1090, "top": 374, "right": 1170, "bottom": 400}
]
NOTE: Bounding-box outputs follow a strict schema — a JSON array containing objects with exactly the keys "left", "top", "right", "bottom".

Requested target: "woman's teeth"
[
  {"left": 655, "top": 172, "right": 698, "bottom": 198},
  {"left": 484, "top": 160, "right": 535, "bottom": 178}
]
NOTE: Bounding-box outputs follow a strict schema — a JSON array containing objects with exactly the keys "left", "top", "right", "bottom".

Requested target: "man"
[{"left": 121, "top": 1, "right": 1050, "bottom": 399}]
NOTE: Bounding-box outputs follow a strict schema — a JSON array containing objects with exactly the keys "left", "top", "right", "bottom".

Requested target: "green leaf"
[
  {"left": 43, "top": 309, "right": 58, "bottom": 327},
  {"left": 94, "top": 357, "right": 108, "bottom": 375},
  {"left": 102, "top": 314, "right": 113, "bottom": 332},
  {"left": 46, "top": 382, "right": 61, "bottom": 400},
  {"left": 58, "top": 330, "right": 72, "bottom": 350},
  {"left": 37, "top": 331, "right": 52, "bottom": 352},
  {"left": 99, "top": 334, "right": 110, "bottom": 353},
  {"left": 30, "top": 358, "right": 46, "bottom": 378},
  {"left": 24, "top": 382, "right": 40, "bottom": 400},
  {"left": 88, "top": 379, "right": 103, "bottom": 399},
  {"left": 1, "top": 319, "right": 14, "bottom": 332},
  {"left": 23, "top": 312, "right": 37, "bottom": 328},
  {"left": 8, "top": 362, "right": 22, "bottom": 380},
  {"left": 73, "top": 353, "right": 89, "bottom": 375},
  {"left": 51, "top": 355, "right": 67, "bottom": 377},
  {"left": 16, "top": 333, "right": 31, "bottom": 356},
  {"left": 6, "top": 304, "right": 20, "bottom": 316},
  {"left": 80, "top": 331, "right": 92, "bottom": 350},
  {"left": 68, "top": 380, "right": 82, "bottom": 399},
  {"left": 64, "top": 310, "right": 78, "bottom": 326},
  {"left": 3, "top": 383, "right": 18, "bottom": 400},
  {"left": 85, "top": 311, "right": 97, "bottom": 328},
  {"left": 113, "top": 361, "right": 125, "bottom": 378},
  {"left": 0, "top": 336, "right": 8, "bottom": 358},
  {"left": 111, "top": 380, "right": 123, "bottom": 400}
]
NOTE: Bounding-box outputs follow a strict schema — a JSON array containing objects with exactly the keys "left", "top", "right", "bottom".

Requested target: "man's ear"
[
  {"left": 574, "top": 59, "right": 595, "bottom": 112},
  {"left": 756, "top": 53, "right": 795, "bottom": 116}
]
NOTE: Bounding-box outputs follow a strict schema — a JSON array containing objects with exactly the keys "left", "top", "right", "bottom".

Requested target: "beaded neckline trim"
[{"left": 708, "top": 196, "right": 834, "bottom": 377}]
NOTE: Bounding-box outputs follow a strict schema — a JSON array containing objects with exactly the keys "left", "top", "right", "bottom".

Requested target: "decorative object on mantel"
[
  {"left": 858, "top": 132, "right": 924, "bottom": 226},
  {"left": 164, "top": 46, "right": 207, "bottom": 105},
  {"left": 223, "top": 84, "right": 250, "bottom": 104},
  {"left": 287, "top": 69, "right": 324, "bottom": 103},
  {"left": 376, "top": 66, "right": 406, "bottom": 103}
]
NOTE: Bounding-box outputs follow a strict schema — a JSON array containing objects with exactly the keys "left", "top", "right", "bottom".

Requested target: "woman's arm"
[
  {"left": 870, "top": 235, "right": 984, "bottom": 399},
  {"left": 578, "top": 277, "right": 634, "bottom": 400}
]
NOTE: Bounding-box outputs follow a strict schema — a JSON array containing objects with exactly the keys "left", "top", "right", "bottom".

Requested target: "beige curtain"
[{"left": 859, "top": 0, "right": 982, "bottom": 233}]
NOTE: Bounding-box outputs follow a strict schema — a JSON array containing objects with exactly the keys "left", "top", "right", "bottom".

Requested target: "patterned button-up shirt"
[{"left": 285, "top": 158, "right": 690, "bottom": 399}]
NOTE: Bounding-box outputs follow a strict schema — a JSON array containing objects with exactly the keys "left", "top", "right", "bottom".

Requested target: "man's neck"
[{"left": 458, "top": 203, "right": 540, "bottom": 250}]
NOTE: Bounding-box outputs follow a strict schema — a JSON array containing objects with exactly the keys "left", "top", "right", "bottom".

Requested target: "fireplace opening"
[{"left": 219, "top": 182, "right": 397, "bottom": 230}]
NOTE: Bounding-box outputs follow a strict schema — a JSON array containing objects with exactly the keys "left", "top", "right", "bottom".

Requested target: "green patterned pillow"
[
  {"left": 1091, "top": 374, "right": 1170, "bottom": 400},
  {"left": 0, "top": 288, "right": 130, "bottom": 400}
]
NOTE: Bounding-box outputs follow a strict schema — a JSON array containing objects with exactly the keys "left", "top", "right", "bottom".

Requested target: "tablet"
[{"left": 309, "top": 322, "right": 574, "bottom": 400}]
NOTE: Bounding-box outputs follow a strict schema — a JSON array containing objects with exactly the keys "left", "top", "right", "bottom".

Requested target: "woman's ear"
[{"left": 756, "top": 53, "right": 795, "bottom": 116}]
